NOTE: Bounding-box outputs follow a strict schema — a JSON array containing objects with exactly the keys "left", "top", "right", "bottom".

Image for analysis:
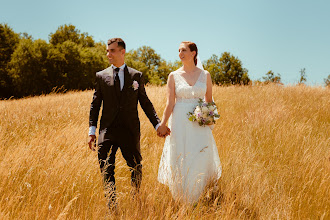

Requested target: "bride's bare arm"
[
  {"left": 204, "top": 70, "right": 216, "bottom": 127},
  {"left": 160, "top": 73, "right": 176, "bottom": 128},
  {"left": 205, "top": 71, "right": 213, "bottom": 102}
]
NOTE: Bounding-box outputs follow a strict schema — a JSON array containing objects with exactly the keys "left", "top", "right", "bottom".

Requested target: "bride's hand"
[{"left": 157, "top": 124, "right": 171, "bottom": 137}]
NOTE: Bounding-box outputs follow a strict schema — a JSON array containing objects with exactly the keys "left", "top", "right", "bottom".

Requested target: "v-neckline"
[{"left": 178, "top": 70, "right": 203, "bottom": 87}]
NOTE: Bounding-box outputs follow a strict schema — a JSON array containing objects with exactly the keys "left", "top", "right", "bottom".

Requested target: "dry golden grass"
[{"left": 0, "top": 85, "right": 329, "bottom": 219}]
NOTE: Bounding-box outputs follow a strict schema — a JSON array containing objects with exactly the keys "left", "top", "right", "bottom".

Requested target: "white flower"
[
  {"left": 209, "top": 105, "right": 215, "bottom": 111},
  {"left": 195, "top": 106, "right": 201, "bottom": 113},
  {"left": 202, "top": 106, "right": 209, "bottom": 113},
  {"left": 132, "top": 81, "right": 139, "bottom": 90}
]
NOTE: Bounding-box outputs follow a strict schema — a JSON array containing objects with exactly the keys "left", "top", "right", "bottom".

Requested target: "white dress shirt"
[
  {"left": 113, "top": 64, "right": 125, "bottom": 90},
  {"left": 89, "top": 64, "right": 160, "bottom": 136}
]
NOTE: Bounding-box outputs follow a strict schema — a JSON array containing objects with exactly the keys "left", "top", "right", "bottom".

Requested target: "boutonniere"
[{"left": 132, "top": 80, "right": 139, "bottom": 90}]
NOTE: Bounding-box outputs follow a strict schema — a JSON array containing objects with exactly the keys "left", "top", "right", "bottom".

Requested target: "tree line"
[
  {"left": 1, "top": 24, "right": 328, "bottom": 99},
  {"left": 0, "top": 24, "right": 254, "bottom": 99}
]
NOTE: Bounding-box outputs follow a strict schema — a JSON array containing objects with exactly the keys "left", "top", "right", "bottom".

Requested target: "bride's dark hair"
[{"left": 181, "top": 41, "right": 198, "bottom": 66}]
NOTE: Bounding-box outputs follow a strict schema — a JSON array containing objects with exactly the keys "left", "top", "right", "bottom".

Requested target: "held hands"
[
  {"left": 88, "top": 125, "right": 170, "bottom": 149},
  {"left": 88, "top": 135, "right": 97, "bottom": 151},
  {"left": 157, "top": 124, "right": 171, "bottom": 138}
]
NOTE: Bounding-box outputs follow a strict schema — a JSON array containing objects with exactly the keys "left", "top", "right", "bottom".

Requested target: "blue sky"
[{"left": 1, "top": 0, "right": 329, "bottom": 85}]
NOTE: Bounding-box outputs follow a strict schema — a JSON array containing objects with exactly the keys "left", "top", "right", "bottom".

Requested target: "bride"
[{"left": 157, "top": 41, "right": 222, "bottom": 203}]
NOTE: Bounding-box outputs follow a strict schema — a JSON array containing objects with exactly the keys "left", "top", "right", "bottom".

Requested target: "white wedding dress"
[{"left": 158, "top": 69, "right": 221, "bottom": 203}]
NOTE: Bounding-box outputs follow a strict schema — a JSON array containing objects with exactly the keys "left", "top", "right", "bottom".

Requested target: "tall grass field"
[{"left": 0, "top": 85, "right": 329, "bottom": 219}]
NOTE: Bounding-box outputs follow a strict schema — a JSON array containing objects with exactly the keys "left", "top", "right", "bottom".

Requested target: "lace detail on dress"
[
  {"left": 173, "top": 70, "right": 207, "bottom": 101},
  {"left": 176, "top": 98, "right": 199, "bottom": 104}
]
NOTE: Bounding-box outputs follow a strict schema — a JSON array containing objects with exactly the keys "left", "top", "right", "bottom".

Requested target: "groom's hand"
[
  {"left": 88, "top": 135, "right": 96, "bottom": 151},
  {"left": 157, "top": 125, "right": 171, "bottom": 138}
]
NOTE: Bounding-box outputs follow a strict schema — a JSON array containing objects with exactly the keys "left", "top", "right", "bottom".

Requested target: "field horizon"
[{"left": 0, "top": 85, "right": 329, "bottom": 219}]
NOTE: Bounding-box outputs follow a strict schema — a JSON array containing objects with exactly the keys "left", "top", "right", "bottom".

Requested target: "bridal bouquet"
[{"left": 187, "top": 98, "right": 220, "bottom": 126}]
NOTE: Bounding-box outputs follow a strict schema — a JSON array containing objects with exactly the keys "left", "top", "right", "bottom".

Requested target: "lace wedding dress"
[{"left": 158, "top": 69, "right": 222, "bottom": 203}]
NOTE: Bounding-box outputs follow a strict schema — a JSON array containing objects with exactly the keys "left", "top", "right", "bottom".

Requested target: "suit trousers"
[{"left": 97, "top": 129, "right": 142, "bottom": 191}]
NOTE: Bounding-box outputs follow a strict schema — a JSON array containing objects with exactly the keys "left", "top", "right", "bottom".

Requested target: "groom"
[{"left": 88, "top": 38, "right": 170, "bottom": 207}]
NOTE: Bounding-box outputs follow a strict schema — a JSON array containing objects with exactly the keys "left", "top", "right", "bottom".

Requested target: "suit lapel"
[
  {"left": 104, "top": 67, "right": 119, "bottom": 104},
  {"left": 104, "top": 67, "right": 114, "bottom": 84}
]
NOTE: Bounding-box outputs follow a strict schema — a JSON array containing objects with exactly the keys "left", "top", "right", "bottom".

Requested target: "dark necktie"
[{"left": 114, "top": 67, "right": 121, "bottom": 99}]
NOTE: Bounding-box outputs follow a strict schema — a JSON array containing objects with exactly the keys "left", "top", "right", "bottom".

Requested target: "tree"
[
  {"left": 324, "top": 75, "right": 330, "bottom": 87},
  {"left": 0, "top": 23, "right": 19, "bottom": 98},
  {"left": 262, "top": 70, "right": 282, "bottom": 84},
  {"left": 79, "top": 42, "right": 108, "bottom": 89},
  {"left": 204, "top": 52, "right": 250, "bottom": 85},
  {"left": 48, "top": 40, "right": 83, "bottom": 90},
  {"left": 47, "top": 40, "right": 107, "bottom": 91},
  {"left": 7, "top": 25, "right": 107, "bottom": 97},
  {"left": 157, "top": 60, "right": 181, "bottom": 85},
  {"left": 299, "top": 68, "right": 307, "bottom": 84},
  {"left": 204, "top": 54, "right": 221, "bottom": 84},
  {"left": 49, "top": 24, "right": 95, "bottom": 47},
  {"left": 47, "top": 25, "right": 106, "bottom": 91},
  {"left": 125, "top": 46, "right": 163, "bottom": 84},
  {"left": 8, "top": 38, "right": 50, "bottom": 96},
  {"left": 1, "top": 24, "right": 111, "bottom": 97}
]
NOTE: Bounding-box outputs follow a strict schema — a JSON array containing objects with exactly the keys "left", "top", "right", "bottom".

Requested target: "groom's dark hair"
[
  {"left": 108, "top": 38, "right": 126, "bottom": 50},
  {"left": 181, "top": 41, "right": 198, "bottom": 66}
]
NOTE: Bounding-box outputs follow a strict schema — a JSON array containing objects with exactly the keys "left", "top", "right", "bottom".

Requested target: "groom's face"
[{"left": 107, "top": 42, "right": 125, "bottom": 66}]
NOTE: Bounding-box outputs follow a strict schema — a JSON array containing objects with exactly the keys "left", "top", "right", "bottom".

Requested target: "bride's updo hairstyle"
[{"left": 181, "top": 41, "right": 198, "bottom": 66}]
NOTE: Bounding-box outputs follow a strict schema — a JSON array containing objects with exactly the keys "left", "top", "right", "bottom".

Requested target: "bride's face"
[{"left": 179, "top": 43, "right": 195, "bottom": 63}]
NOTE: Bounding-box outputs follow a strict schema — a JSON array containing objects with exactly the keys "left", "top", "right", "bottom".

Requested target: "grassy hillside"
[{"left": 0, "top": 85, "right": 329, "bottom": 219}]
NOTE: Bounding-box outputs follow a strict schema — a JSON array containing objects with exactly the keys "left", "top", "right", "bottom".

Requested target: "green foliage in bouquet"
[{"left": 187, "top": 98, "right": 220, "bottom": 126}]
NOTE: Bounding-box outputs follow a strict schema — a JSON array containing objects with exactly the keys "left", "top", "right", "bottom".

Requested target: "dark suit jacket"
[{"left": 89, "top": 65, "right": 160, "bottom": 156}]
